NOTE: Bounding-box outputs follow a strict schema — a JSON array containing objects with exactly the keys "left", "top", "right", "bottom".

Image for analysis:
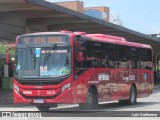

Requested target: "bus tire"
[
  {"left": 79, "top": 88, "right": 98, "bottom": 109},
  {"left": 128, "top": 85, "right": 137, "bottom": 105},
  {"left": 36, "top": 105, "right": 50, "bottom": 111}
]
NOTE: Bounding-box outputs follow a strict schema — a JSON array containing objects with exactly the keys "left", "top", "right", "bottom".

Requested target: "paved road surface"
[{"left": 0, "top": 88, "right": 160, "bottom": 119}]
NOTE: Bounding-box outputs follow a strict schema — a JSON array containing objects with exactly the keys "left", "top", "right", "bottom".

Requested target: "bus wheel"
[
  {"left": 36, "top": 105, "right": 50, "bottom": 111},
  {"left": 79, "top": 88, "right": 98, "bottom": 109},
  {"left": 128, "top": 85, "right": 137, "bottom": 105}
]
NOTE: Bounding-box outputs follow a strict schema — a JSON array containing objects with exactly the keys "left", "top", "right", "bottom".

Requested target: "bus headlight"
[
  {"left": 61, "top": 83, "right": 71, "bottom": 92},
  {"left": 14, "top": 84, "right": 20, "bottom": 93}
]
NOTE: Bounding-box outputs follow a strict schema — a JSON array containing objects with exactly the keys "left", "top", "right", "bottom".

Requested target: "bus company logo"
[
  {"left": 23, "top": 91, "right": 32, "bottom": 95},
  {"left": 123, "top": 75, "right": 135, "bottom": 81},
  {"left": 98, "top": 73, "right": 110, "bottom": 81}
]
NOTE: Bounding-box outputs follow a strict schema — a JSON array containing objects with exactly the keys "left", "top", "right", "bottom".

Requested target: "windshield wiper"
[
  {"left": 26, "top": 46, "right": 37, "bottom": 69},
  {"left": 43, "top": 44, "right": 57, "bottom": 66}
]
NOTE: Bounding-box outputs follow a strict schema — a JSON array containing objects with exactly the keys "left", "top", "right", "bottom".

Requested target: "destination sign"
[{"left": 18, "top": 36, "right": 68, "bottom": 45}]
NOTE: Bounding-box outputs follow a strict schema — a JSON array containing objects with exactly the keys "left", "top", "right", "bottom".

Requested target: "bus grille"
[
  {"left": 20, "top": 92, "right": 60, "bottom": 99},
  {"left": 20, "top": 82, "right": 59, "bottom": 86}
]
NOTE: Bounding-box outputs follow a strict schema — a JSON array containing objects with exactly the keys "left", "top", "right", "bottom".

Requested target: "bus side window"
[
  {"left": 86, "top": 41, "right": 94, "bottom": 68},
  {"left": 131, "top": 48, "right": 138, "bottom": 69},
  {"left": 94, "top": 43, "right": 101, "bottom": 68},
  {"left": 107, "top": 44, "right": 119, "bottom": 68},
  {"left": 86, "top": 41, "right": 101, "bottom": 68},
  {"left": 138, "top": 48, "right": 152, "bottom": 70}
]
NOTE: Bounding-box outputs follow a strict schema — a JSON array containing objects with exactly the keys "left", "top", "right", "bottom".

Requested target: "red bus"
[{"left": 13, "top": 31, "right": 153, "bottom": 111}]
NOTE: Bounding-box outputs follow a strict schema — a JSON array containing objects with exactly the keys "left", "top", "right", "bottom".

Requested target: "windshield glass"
[
  {"left": 40, "top": 46, "right": 71, "bottom": 77},
  {"left": 15, "top": 46, "right": 71, "bottom": 78}
]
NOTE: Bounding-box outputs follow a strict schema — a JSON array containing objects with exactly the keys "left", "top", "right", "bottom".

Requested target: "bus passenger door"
[{"left": 73, "top": 37, "right": 87, "bottom": 103}]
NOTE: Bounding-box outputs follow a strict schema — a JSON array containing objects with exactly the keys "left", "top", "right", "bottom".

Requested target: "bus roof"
[
  {"left": 18, "top": 31, "right": 152, "bottom": 49},
  {"left": 84, "top": 34, "right": 152, "bottom": 49},
  {"left": 18, "top": 32, "right": 70, "bottom": 37}
]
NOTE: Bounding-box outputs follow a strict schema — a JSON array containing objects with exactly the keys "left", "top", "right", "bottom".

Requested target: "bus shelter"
[{"left": 0, "top": 0, "right": 160, "bottom": 85}]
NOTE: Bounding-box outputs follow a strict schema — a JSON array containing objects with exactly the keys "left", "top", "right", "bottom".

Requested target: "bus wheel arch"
[
  {"left": 119, "top": 84, "right": 137, "bottom": 105},
  {"left": 79, "top": 84, "right": 98, "bottom": 109}
]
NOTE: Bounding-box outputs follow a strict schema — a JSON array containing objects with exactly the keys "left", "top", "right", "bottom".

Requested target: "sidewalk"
[
  {"left": 0, "top": 84, "right": 160, "bottom": 105},
  {"left": 0, "top": 90, "right": 13, "bottom": 104}
]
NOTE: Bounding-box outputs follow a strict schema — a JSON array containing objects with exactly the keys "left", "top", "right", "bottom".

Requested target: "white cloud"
[{"left": 151, "top": 26, "right": 160, "bottom": 34}]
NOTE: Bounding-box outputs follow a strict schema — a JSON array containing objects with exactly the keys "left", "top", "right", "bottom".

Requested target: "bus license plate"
[{"left": 33, "top": 99, "right": 44, "bottom": 103}]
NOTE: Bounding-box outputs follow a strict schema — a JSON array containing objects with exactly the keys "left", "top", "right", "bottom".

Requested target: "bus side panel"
[
  {"left": 74, "top": 68, "right": 131, "bottom": 103},
  {"left": 137, "top": 69, "right": 153, "bottom": 98},
  {"left": 73, "top": 69, "right": 95, "bottom": 103},
  {"left": 74, "top": 68, "right": 114, "bottom": 103},
  {"left": 73, "top": 68, "right": 153, "bottom": 104},
  {"left": 93, "top": 68, "right": 114, "bottom": 102},
  {"left": 111, "top": 68, "right": 130, "bottom": 101}
]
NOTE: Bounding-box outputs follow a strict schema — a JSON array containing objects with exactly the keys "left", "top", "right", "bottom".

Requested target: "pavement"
[
  {"left": 0, "top": 84, "right": 160, "bottom": 105},
  {"left": 0, "top": 89, "right": 13, "bottom": 104}
]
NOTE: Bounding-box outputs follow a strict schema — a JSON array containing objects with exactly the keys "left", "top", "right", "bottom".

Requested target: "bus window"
[
  {"left": 107, "top": 44, "right": 119, "bottom": 68},
  {"left": 86, "top": 41, "right": 101, "bottom": 68},
  {"left": 94, "top": 43, "right": 101, "bottom": 68},
  {"left": 119, "top": 46, "right": 129, "bottom": 69},
  {"left": 138, "top": 48, "right": 152, "bottom": 69},
  {"left": 86, "top": 41, "right": 94, "bottom": 68},
  {"left": 131, "top": 48, "right": 138, "bottom": 69}
]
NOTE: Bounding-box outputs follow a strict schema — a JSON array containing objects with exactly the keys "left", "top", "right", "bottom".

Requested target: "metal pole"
[
  {"left": 154, "top": 51, "right": 158, "bottom": 84},
  {"left": 26, "top": 26, "right": 30, "bottom": 33},
  {"left": 157, "top": 53, "right": 160, "bottom": 83}
]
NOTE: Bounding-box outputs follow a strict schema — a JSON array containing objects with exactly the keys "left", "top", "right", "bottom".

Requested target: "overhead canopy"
[{"left": 0, "top": 0, "right": 160, "bottom": 52}]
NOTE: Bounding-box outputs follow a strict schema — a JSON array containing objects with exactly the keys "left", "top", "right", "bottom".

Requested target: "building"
[
  {"left": 84, "top": 6, "right": 110, "bottom": 22},
  {"left": 55, "top": 1, "right": 110, "bottom": 22},
  {"left": 55, "top": 1, "right": 124, "bottom": 26},
  {"left": 55, "top": 1, "right": 84, "bottom": 13}
]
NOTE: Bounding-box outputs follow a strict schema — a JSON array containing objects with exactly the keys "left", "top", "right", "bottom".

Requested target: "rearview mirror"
[{"left": 77, "top": 52, "right": 83, "bottom": 62}]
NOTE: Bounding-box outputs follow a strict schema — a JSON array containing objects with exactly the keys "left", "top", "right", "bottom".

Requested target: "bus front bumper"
[{"left": 13, "top": 87, "right": 75, "bottom": 104}]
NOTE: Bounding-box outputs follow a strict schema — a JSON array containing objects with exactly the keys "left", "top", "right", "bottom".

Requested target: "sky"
[{"left": 46, "top": 0, "right": 160, "bottom": 34}]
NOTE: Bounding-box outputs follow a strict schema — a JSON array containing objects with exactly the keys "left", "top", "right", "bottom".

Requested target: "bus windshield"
[{"left": 15, "top": 46, "right": 71, "bottom": 78}]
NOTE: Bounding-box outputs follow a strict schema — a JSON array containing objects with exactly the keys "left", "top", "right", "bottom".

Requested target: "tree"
[{"left": 0, "top": 44, "right": 15, "bottom": 56}]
